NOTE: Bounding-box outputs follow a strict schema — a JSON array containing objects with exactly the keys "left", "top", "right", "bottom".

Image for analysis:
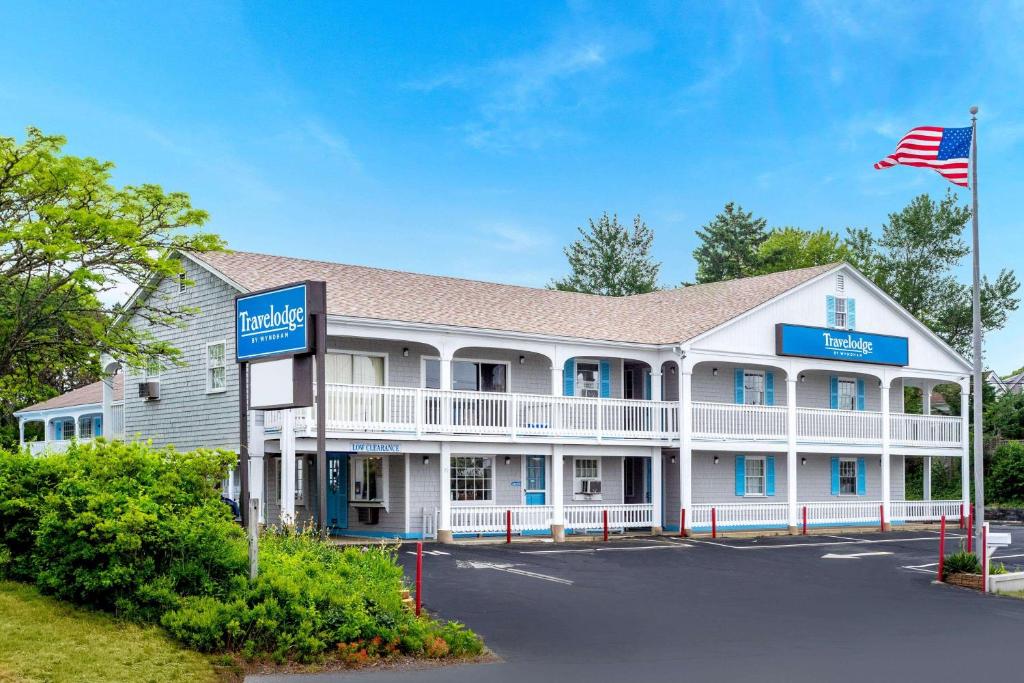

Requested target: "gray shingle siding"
[{"left": 124, "top": 256, "right": 240, "bottom": 452}]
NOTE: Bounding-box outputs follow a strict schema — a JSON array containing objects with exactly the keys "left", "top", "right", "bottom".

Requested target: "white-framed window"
[
  {"left": 743, "top": 370, "right": 766, "bottom": 406},
  {"left": 575, "top": 360, "right": 600, "bottom": 398},
  {"left": 78, "top": 416, "right": 94, "bottom": 439},
  {"left": 834, "top": 296, "right": 848, "bottom": 329},
  {"left": 351, "top": 455, "right": 388, "bottom": 505},
  {"left": 327, "top": 352, "right": 386, "bottom": 386},
  {"left": 206, "top": 341, "right": 227, "bottom": 393},
  {"left": 744, "top": 456, "right": 766, "bottom": 496},
  {"left": 573, "top": 457, "right": 602, "bottom": 500},
  {"left": 837, "top": 377, "right": 857, "bottom": 411},
  {"left": 423, "top": 358, "right": 508, "bottom": 392},
  {"left": 839, "top": 458, "right": 858, "bottom": 495},
  {"left": 295, "top": 455, "right": 306, "bottom": 506},
  {"left": 451, "top": 456, "right": 493, "bottom": 502},
  {"left": 177, "top": 272, "right": 187, "bottom": 294},
  {"left": 53, "top": 417, "right": 75, "bottom": 441}
]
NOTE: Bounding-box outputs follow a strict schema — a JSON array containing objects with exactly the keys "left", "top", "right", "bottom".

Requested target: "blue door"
[
  {"left": 525, "top": 455, "right": 546, "bottom": 505},
  {"left": 326, "top": 453, "right": 349, "bottom": 534}
]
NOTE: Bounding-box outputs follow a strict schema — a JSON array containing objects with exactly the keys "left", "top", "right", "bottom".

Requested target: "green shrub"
[
  {"left": 943, "top": 550, "right": 981, "bottom": 578},
  {"left": 0, "top": 442, "right": 483, "bottom": 664},
  {"left": 989, "top": 441, "right": 1024, "bottom": 505},
  {"left": 990, "top": 561, "right": 1008, "bottom": 575}
]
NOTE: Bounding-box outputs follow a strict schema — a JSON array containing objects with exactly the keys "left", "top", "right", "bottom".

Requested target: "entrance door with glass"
[
  {"left": 524, "top": 455, "right": 546, "bottom": 505},
  {"left": 325, "top": 453, "right": 349, "bottom": 534}
]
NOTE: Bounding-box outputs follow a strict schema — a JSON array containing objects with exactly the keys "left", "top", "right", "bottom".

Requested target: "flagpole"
[{"left": 969, "top": 105, "right": 985, "bottom": 557}]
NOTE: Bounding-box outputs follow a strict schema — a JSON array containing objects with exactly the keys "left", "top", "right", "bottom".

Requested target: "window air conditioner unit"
[
  {"left": 581, "top": 479, "right": 601, "bottom": 495},
  {"left": 138, "top": 381, "right": 161, "bottom": 400}
]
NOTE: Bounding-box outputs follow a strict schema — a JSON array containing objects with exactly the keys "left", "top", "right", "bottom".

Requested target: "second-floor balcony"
[
  {"left": 261, "top": 384, "right": 962, "bottom": 448},
  {"left": 264, "top": 383, "right": 679, "bottom": 441},
  {"left": 691, "top": 401, "right": 962, "bottom": 448}
]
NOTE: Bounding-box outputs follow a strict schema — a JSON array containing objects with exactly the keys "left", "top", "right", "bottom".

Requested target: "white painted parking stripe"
[
  {"left": 520, "top": 544, "right": 691, "bottom": 555},
  {"left": 455, "top": 560, "right": 573, "bottom": 585},
  {"left": 822, "top": 551, "right": 894, "bottom": 559},
  {"left": 687, "top": 536, "right": 958, "bottom": 550}
]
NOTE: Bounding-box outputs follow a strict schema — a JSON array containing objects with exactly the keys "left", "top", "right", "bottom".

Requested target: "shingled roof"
[
  {"left": 16, "top": 375, "right": 124, "bottom": 414},
  {"left": 191, "top": 251, "right": 839, "bottom": 345}
]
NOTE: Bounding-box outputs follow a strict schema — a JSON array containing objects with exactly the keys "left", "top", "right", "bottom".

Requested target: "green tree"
[
  {"left": 755, "top": 227, "right": 850, "bottom": 274},
  {"left": 550, "top": 212, "right": 660, "bottom": 296},
  {"left": 0, "top": 127, "right": 223, "bottom": 421},
  {"left": 988, "top": 441, "right": 1024, "bottom": 504},
  {"left": 845, "top": 191, "right": 1019, "bottom": 358},
  {"left": 984, "top": 392, "right": 1024, "bottom": 440},
  {"left": 692, "top": 202, "right": 767, "bottom": 283}
]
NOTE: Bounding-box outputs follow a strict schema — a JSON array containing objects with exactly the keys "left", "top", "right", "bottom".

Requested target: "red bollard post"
[
  {"left": 937, "top": 516, "right": 946, "bottom": 582},
  {"left": 679, "top": 508, "right": 686, "bottom": 538},
  {"left": 967, "top": 512, "right": 974, "bottom": 553},
  {"left": 506, "top": 509, "right": 512, "bottom": 544},
  {"left": 879, "top": 504, "right": 885, "bottom": 532},
  {"left": 603, "top": 509, "right": 609, "bottom": 542},
  {"left": 415, "top": 541, "right": 423, "bottom": 616},
  {"left": 802, "top": 505, "right": 808, "bottom": 536},
  {"left": 711, "top": 507, "right": 717, "bottom": 539}
]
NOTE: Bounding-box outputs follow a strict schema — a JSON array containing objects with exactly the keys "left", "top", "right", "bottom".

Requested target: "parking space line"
[
  {"left": 455, "top": 559, "right": 573, "bottom": 585},
  {"left": 520, "top": 544, "right": 691, "bottom": 555},
  {"left": 686, "top": 536, "right": 958, "bottom": 550}
]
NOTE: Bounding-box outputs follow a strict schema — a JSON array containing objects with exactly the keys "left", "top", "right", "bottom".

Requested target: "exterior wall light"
[
  {"left": 801, "top": 457, "right": 807, "bottom": 466},
  {"left": 422, "top": 455, "right": 430, "bottom": 465},
  {"left": 713, "top": 456, "right": 719, "bottom": 465},
  {"left": 504, "top": 456, "right": 512, "bottom": 465},
  {"left": 402, "top": 347, "right": 410, "bottom": 357},
  {"left": 519, "top": 355, "right": 526, "bottom": 365},
  {"left": 670, "top": 454, "right": 677, "bottom": 464},
  {"left": 799, "top": 374, "right": 806, "bottom": 383},
  {"left": 712, "top": 368, "right": 719, "bottom": 377}
]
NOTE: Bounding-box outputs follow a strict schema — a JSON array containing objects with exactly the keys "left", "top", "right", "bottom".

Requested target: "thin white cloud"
[{"left": 475, "top": 223, "right": 550, "bottom": 253}]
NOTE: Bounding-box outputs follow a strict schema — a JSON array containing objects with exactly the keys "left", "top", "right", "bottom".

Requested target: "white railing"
[
  {"left": 803, "top": 500, "right": 883, "bottom": 526},
  {"left": 797, "top": 407, "right": 882, "bottom": 443},
  {"left": 450, "top": 505, "right": 554, "bottom": 534},
  {"left": 891, "top": 499, "right": 963, "bottom": 522},
  {"left": 110, "top": 402, "right": 125, "bottom": 439},
  {"left": 692, "top": 502, "right": 789, "bottom": 529},
  {"left": 890, "top": 414, "right": 961, "bottom": 447},
  {"left": 26, "top": 440, "right": 75, "bottom": 455},
  {"left": 265, "top": 384, "right": 676, "bottom": 441},
  {"left": 564, "top": 503, "right": 653, "bottom": 531},
  {"left": 691, "top": 402, "right": 787, "bottom": 440}
]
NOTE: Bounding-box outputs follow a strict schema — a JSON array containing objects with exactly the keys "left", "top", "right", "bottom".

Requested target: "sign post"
[{"left": 235, "top": 281, "right": 326, "bottom": 530}]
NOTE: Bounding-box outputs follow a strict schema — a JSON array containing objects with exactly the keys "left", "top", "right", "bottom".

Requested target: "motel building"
[{"left": 15, "top": 251, "right": 972, "bottom": 540}]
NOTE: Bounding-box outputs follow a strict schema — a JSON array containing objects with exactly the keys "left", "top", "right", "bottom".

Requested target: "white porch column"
[
  {"left": 921, "top": 382, "right": 933, "bottom": 502},
  {"left": 44, "top": 417, "right": 53, "bottom": 443},
  {"left": 438, "top": 442, "right": 453, "bottom": 543},
  {"left": 439, "top": 355, "right": 453, "bottom": 390},
  {"left": 550, "top": 366, "right": 563, "bottom": 396},
  {"left": 961, "top": 387, "right": 970, "bottom": 514},
  {"left": 786, "top": 377, "right": 799, "bottom": 533},
  {"left": 651, "top": 370, "right": 663, "bottom": 435},
  {"left": 679, "top": 367, "right": 693, "bottom": 534},
  {"left": 880, "top": 380, "right": 892, "bottom": 531},
  {"left": 921, "top": 383, "right": 933, "bottom": 415},
  {"left": 73, "top": 414, "right": 81, "bottom": 439},
  {"left": 551, "top": 445, "right": 565, "bottom": 541},
  {"left": 18, "top": 418, "right": 25, "bottom": 447},
  {"left": 279, "top": 410, "right": 296, "bottom": 525},
  {"left": 651, "top": 446, "right": 663, "bottom": 533}
]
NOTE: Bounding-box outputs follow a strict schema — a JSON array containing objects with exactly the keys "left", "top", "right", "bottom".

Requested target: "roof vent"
[{"left": 836, "top": 273, "right": 845, "bottom": 293}]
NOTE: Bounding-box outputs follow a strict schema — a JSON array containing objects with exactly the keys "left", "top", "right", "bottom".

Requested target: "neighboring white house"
[
  {"left": 986, "top": 369, "right": 1024, "bottom": 397},
  {"left": 17, "top": 250, "right": 973, "bottom": 540},
  {"left": 14, "top": 375, "right": 125, "bottom": 455}
]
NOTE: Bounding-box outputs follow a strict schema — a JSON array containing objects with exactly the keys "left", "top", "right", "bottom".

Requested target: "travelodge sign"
[
  {"left": 775, "top": 324, "right": 909, "bottom": 366},
  {"left": 235, "top": 282, "right": 313, "bottom": 362}
]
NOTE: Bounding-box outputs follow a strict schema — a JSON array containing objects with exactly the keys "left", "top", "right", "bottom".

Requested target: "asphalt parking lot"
[{"left": 254, "top": 526, "right": 1024, "bottom": 683}]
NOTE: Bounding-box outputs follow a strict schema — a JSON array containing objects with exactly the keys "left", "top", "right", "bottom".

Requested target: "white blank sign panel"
[{"left": 250, "top": 358, "right": 295, "bottom": 409}]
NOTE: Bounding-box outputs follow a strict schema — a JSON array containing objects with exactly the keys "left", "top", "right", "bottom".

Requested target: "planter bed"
[{"left": 944, "top": 572, "right": 985, "bottom": 590}]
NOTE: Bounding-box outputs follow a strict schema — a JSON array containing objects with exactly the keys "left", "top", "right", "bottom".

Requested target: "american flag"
[{"left": 874, "top": 126, "right": 972, "bottom": 187}]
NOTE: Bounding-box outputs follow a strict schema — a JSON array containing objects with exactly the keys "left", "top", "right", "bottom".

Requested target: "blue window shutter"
[
  {"left": 847, "top": 298, "right": 856, "bottom": 330},
  {"left": 830, "top": 457, "right": 840, "bottom": 495},
  {"left": 735, "top": 456, "right": 746, "bottom": 496},
  {"left": 734, "top": 368, "right": 745, "bottom": 404},
  {"left": 826, "top": 295, "right": 836, "bottom": 327},
  {"left": 766, "top": 456, "right": 776, "bottom": 496},
  {"left": 765, "top": 372, "right": 775, "bottom": 406},
  {"left": 829, "top": 376, "right": 839, "bottom": 409},
  {"left": 857, "top": 457, "right": 867, "bottom": 496},
  {"left": 94, "top": 417, "right": 103, "bottom": 437},
  {"left": 54, "top": 421, "right": 62, "bottom": 440},
  {"left": 856, "top": 378, "right": 866, "bottom": 411},
  {"left": 644, "top": 370, "right": 652, "bottom": 400},
  {"left": 599, "top": 360, "right": 611, "bottom": 398},
  {"left": 563, "top": 359, "right": 575, "bottom": 396}
]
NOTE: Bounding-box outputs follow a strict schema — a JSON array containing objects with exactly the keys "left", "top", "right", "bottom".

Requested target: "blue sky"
[{"left": 2, "top": 1, "right": 1023, "bottom": 371}]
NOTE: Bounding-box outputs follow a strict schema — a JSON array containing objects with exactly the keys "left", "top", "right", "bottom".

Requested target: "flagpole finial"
[{"left": 970, "top": 105, "right": 979, "bottom": 115}]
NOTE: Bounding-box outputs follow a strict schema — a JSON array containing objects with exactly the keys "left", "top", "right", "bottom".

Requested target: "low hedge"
[{"left": 0, "top": 441, "right": 481, "bottom": 663}]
